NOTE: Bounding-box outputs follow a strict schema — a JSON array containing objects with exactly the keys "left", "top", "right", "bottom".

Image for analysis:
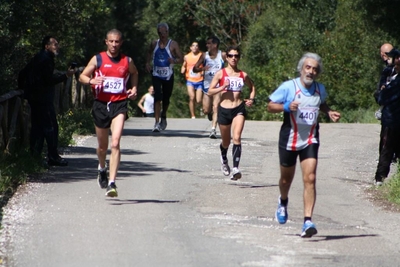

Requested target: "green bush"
[{"left": 58, "top": 108, "right": 94, "bottom": 147}]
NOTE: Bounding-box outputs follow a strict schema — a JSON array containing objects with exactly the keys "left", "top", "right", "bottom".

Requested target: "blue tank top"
[{"left": 152, "top": 39, "right": 174, "bottom": 80}]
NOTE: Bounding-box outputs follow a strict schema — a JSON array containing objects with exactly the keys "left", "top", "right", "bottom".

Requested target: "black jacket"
[
  {"left": 374, "top": 65, "right": 395, "bottom": 103},
  {"left": 29, "top": 50, "right": 67, "bottom": 103},
  {"left": 378, "top": 72, "right": 400, "bottom": 129}
]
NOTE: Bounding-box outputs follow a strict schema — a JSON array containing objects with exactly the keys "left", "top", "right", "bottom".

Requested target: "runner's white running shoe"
[
  {"left": 221, "top": 160, "right": 230, "bottom": 176},
  {"left": 230, "top": 167, "right": 242, "bottom": 180}
]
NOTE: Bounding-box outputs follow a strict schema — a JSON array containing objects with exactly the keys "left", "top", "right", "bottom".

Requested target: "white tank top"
[
  {"left": 143, "top": 93, "right": 154, "bottom": 114},
  {"left": 203, "top": 50, "right": 224, "bottom": 89},
  {"left": 285, "top": 79, "right": 321, "bottom": 151}
]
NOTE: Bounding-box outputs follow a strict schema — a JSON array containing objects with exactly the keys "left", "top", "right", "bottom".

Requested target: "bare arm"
[
  {"left": 79, "top": 56, "right": 104, "bottom": 86},
  {"left": 267, "top": 100, "right": 301, "bottom": 113},
  {"left": 207, "top": 70, "right": 227, "bottom": 96},
  {"left": 145, "top": 41, "right": 156, "bottom": 73},
  {"left": 137, "top": 94, "right": 146, "bottom": 112},
  {"left": 267, "top": 101, "right": 285, "bottom": 113},
  {"left": 243, "top": 73, "right": 256, "bottom": 107},
  {"left": 181, "top": 55, "right": 187, "bottom": 74},
  {"left": 169, "top": 40, "right": 183, "bottom": 64},
  {"left": 127, "top": 57, "right": 138, "bottom": 100},
  {"left": 221, "top": 51, "right": 227, "bottom": 62},
  {"left": 320, "top": 102, "right": 341, "bottom": 122},
  {"left": 193, "top": 53, "right": 206, "bottom": 73}
]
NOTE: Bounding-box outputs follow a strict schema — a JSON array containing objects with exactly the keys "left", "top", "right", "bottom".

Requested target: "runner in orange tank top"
[{"left": 181, "top": 42, "right": 204, "bottom": 118}]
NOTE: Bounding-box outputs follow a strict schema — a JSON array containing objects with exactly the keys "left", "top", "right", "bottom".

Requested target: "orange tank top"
[{"left": 185, "top": 52, "right": 203, "bottom": 83}]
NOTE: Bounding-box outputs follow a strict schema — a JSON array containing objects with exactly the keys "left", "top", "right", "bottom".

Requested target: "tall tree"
[
  {"left": 1, "top": 0, "right": 111, "bottom": 94},
  {"left": 242, "top": 0, "right": 337, "bottom": 120},
  {"left": 184, "top": 0, "right": 264, "bottom": 47}
]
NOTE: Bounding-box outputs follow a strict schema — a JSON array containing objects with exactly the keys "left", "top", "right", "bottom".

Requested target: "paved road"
[{"left": 1, "top": 118, "right": 399, "bottom": 267}]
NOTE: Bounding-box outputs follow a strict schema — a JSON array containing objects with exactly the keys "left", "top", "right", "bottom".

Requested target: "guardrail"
[
  {"left": 0, "top": 90, "right": 29, "bottom": 154},
  {"left": 0, "top": 71, "right": 92, "bottom": 155}
]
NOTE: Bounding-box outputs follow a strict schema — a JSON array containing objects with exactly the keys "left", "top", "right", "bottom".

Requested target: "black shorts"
[
  {"left": 144, "top": 113, "right": 154, "bottom": 117},
  {"left": 152, "top": 74, "right": 174, "bottom": 103},
  {"left": 92, "top": 99, "right": 128, "bottom": 128},
  {"left": 217, "top": 101, "right": 247, "bottom": 125},
  {"left": 279, "top": 143, "right": 319, "bottom": 167}
]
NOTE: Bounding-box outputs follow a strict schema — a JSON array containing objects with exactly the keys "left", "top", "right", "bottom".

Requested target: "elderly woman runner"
[{"left": 208, "top": 46, "right": 256, "bottom": 180}]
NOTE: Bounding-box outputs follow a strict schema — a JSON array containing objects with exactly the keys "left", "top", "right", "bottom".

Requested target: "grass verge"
[
  {"left": 0, "top": 149, "right": 47, "bottom": 207},
  {"left": 0, "top": 108, "right": 94, "bottom": 209}
]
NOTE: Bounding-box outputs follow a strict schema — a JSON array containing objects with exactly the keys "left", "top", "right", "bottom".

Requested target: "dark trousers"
[
  {"left": 29, "top": 101, "right": 59, "bottom": 160},
  {"left": 375, "top": 126, "right": 400, "bottom": 180},
  {"left": 152, "top": 74, "right": 174, "bottom": 117}
]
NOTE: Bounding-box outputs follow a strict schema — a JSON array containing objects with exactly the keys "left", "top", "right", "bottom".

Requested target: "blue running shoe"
[
  {"left": 275, "top": 203, "right": 288, "bottom": 224},
  {"left": 301, "top": 220, "right": 318, "bottom": 238}
]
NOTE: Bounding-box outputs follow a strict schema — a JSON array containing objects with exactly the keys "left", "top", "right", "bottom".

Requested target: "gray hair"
[
  {"left": 297, "top": 52, "right": 323, "bottom": 74},
  {"left": 157, "top": 22, "right": 169, "bottom": 31}
]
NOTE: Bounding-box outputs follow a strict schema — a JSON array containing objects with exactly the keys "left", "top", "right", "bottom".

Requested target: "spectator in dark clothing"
[
  {"left": 374, "top": 43, "right": 394, "bottom": 119},
  {"left": 374, "top": 48, "right": 400, "bottom": 186},
  {"left": 28, "top": 36, "right": 75, "bottom": 166},
  {"left": 374, "top": 44, "right": 397, "bottom": 162}
]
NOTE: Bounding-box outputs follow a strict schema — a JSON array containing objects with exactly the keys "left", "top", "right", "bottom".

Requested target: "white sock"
[{"left": 98, "top": 164, "right": 107, "bottom": 171}]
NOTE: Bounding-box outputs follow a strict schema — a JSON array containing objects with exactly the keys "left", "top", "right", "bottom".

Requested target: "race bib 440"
[{"left": 296, "top": 107, "right": 319, "bottom": 125}]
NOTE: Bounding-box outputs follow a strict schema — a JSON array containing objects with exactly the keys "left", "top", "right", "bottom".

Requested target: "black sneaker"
[
  {"left": 105, "top": 182, "right": 118, "bottom": 197},
  {"left": 207, "top": 111, "right": 213, "bottom": 121},
  {"left": 97, "top": 169, "right": 108, "bottom": 189},
  {"left": 48, "top": 157, "right": 68, "bottom": 166},
  {"left": 209, "top": 128, "right": 217, "bottom": 139},
  {"left": 160, "top": 117, "right": 167, "bottom": 130}
]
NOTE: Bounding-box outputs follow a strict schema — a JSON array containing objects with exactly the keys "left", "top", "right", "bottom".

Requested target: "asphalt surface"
[{"left": 1, "top": 117, "right": 399, "bottom": 267}]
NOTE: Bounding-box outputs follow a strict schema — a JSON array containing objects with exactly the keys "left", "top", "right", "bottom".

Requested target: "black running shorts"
[
  {"left": 92, "top": 99, "right": 129, "bottom": 128},
  {"left": 152, "top": 74, "right": 174, "bottom": 103},
  {"left": 279, "top": 143, "right": 319, "bottom": 167},
  {"left": 217, "top": 101, "right": 247, "bottom": 125}
]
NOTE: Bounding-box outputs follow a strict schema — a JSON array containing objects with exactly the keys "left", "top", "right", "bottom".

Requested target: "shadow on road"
[
  {"left": 123, "top": 128, "right": 208, "bottom": 139},
  {"left": 28, "top": 145, "right": 190, "bottom": 184},
  {"left": 106, "top": 199, "right": 180, "bottom": 205},
  {"left": 229, "top": 183, "right": 279, "bottom": 189},
  {"left": 285, "top": 233, "right": 379, "bottom": 241}
]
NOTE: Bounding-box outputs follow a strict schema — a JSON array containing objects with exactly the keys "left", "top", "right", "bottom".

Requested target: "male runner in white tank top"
[{"left": 193, "top": 36, "right": 226, "bottom": 139}]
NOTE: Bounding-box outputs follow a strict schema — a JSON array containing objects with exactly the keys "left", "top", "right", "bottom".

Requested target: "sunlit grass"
[{"left": 382, "top": 163, "right": 400, "bottom": 205}]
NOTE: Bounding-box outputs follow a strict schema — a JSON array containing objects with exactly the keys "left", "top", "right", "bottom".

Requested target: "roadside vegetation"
[
  {"left": 386, "top": 165, "right": 400, "bottom": 205},
  {"left": 1, "top": 0, "right": 400, "bottom": 207},
  {"left": 0, "top": 150, "right": 46, "bottom": 207},
  {"left": 372, "top": 164, "right": 400, "bottom": 209}
]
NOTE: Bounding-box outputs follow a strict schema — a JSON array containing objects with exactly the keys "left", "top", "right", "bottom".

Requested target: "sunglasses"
[{"left": 227, "top": 54, "right": 240, "bottom": 59}]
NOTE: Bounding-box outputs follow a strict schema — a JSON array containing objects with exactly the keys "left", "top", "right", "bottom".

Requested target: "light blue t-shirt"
[{"left": 269, "top": 77, "right": 328, "bottom": 104}]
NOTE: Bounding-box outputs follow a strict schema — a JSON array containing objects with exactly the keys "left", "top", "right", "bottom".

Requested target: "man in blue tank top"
[{"left": 146, "top": 22, "right": 183, "bottom": 132}]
